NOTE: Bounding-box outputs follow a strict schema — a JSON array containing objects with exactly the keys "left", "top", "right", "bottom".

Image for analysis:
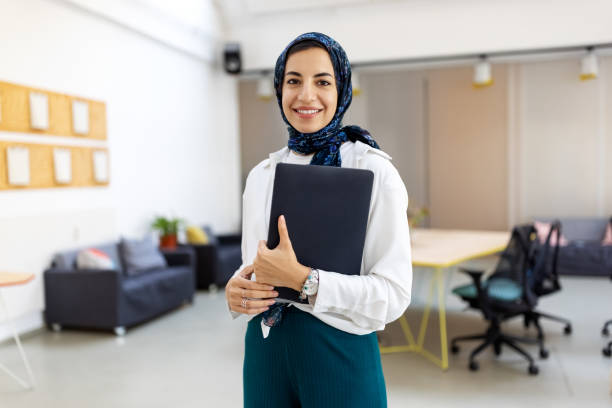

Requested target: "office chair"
[
  {"left": 450, "top": 223, "right": 560, "bottom": 375},
  {"left": 522, "top": 222, "right": 572, "bottom": 337},
  {"left": 602, "top": 218, "right": 612, "bottom": 356}
]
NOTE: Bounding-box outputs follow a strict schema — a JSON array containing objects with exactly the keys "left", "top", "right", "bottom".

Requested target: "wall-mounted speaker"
[{"left": 224, "top": 43, "right": 241, "bottom": 74}]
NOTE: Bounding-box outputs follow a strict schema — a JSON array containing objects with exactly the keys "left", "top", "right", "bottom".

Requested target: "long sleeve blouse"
[{"left": 231, "top": 141, "right": 412, "bottom": 335}]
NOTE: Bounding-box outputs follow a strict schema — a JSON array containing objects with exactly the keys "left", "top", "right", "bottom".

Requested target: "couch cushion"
[
  {"left": 536, "top": 217, "right": 609, "bottom": 242},
  {"left": 603, "top": 222, "right": 612, "bottom": 246},
  {"left": 76, "top": 248, "right": 115, "bottom": 270},
  {"left": 534, "top": 221, "right": 568, "bottom": 247},
  {"left": 186, "top": 226, "right": 209, "bottom": 244},
  {"left": 120, "top": 237, "right": 167, "bottom": 276},
  {"left": 53, "top": 243, "right": 122, "bottom": 273}
]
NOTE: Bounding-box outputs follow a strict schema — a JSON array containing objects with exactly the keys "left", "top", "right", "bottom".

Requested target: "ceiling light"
[
  {"left": 473, "top": 55, "right": 493, "bottom": 88},
  {"left": 352, "top": 72, "right": 362, "bottom": 96},
  {"left": 580, "top": 47, "right": 598, "bottom": 81}
]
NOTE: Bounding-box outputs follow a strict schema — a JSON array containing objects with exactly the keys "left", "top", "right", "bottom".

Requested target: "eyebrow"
[{"left": 285, "top": 71, "right": 333, "bottom": 78}]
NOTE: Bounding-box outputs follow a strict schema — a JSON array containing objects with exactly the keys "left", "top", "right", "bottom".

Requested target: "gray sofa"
[
  {"left": 44, "top": 242, "right": 195, "bottom": 335},
  {"left": 536, "top": 217, "right": 612, "bottom": 277}
]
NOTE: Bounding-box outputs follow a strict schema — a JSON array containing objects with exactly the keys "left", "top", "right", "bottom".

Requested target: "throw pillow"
[
  {"left": 120, "top": 237, "right": 168, "bottom": 275},
  {"left": 534, "top": 221, "right": 569, "bottom": 247},
  {"left": 76, "top": 248, "right": 115, "bottom": 270},
  {"left": 603, "top": 222, "right": 612, "bottom": 246},
  {"left": 186, "top": 225, "right": 209, "bottom": 244}
]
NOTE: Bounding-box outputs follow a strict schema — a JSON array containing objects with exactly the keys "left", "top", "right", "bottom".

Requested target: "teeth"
[{"left": 297, "top": 109, "right": 320, "bottom": 114}]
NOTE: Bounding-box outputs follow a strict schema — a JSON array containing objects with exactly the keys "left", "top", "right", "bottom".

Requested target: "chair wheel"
[
  {"left": 563, "top": 325, "right": 572, "bottom": 335},
  {"left": 603, "top": 347, "right": 612, "bottom": 357},
  {"left": 602, "top": 327, "right": 609, "bottom": 336},
  {"left": 539, "top": 349, "right": 549, "bottom": 359},
  {"left": 451, "top": 344, "right": 460, "bottom": 354},
  {"left": 528, "top": 365, "right": 539, "bottom": 375},
  {"left": 468, "top": 361, "right": 479, "bottom": 371}
]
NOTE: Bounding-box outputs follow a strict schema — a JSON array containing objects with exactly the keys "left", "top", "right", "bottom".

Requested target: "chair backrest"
[
  {"left": 528, "top": 220, "right": 562, "bottom": 297},
  {"left": 489, "top": 224, "right": 539, "bottom": 306}
]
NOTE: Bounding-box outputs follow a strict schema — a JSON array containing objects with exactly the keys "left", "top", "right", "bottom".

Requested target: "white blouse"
[{"left": 230, "top": 141, "right": 413, "bottom": 336}]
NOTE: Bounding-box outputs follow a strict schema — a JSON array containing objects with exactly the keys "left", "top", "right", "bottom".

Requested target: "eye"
[
  {"left": 286, "top": 78, "right": 299, "bottom": 85},
  {"left": 318, "top": 80, "right": 331, "bottom": 86}
]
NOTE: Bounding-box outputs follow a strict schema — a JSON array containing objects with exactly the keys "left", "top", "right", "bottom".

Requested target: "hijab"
[{"left": 273, "top": 32, "right": 380, "bottom": 167}]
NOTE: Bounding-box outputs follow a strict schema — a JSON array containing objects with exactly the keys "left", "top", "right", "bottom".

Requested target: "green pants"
[{"left": 243, "top": 306, "right": 387, "bottom": 408}]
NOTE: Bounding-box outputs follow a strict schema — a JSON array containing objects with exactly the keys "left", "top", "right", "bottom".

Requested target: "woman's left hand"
[{"left": 253, "top": 215, "right": 310, "bottom": 291}]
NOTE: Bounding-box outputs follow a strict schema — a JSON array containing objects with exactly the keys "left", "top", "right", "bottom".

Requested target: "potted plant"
[{"left": 151, "top": 216, "right": 183, "bottom": 249}]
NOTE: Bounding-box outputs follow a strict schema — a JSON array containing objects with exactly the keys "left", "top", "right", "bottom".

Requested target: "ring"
[{"left": 241, "top": 297, "right": 248, "bottom": 309}]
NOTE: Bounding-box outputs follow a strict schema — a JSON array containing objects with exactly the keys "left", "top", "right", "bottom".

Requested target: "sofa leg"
[
  {"left": 51, "top": 323, "right": 62, "bottom": 332},
  {"left": 114, "top": 326, "right": 126, "bottom": 337}
]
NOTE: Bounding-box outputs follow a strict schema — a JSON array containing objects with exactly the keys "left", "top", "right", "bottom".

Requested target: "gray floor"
[{"left": 1, "top": 269, "right": 611, "bottom": 407}]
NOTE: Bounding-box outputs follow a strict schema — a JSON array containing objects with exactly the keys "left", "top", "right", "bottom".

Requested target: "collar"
[{"left": 263, "top": 141, "right": 390, "bottom": 169}]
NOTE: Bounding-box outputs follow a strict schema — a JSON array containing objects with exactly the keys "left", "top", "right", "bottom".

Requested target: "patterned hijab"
[{"left": 273, "top": 32, "right": 379, "bottom": 167}]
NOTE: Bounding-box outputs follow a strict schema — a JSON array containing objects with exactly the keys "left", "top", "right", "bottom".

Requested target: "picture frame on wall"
[
  {"left": 7, "top": 146, "right": 31, "bottom": 186},
  {"left": 53, "top": 148, "right": 72, "bottom": 184},
  {"left": 93, "top": 150, "right": 109, "bottom": 183},
  {"left": 72, "top": 100, "right": 89, "bottom": 135},
  {"left": 29, "top": 92, "right": 49, "bottom": 130}
]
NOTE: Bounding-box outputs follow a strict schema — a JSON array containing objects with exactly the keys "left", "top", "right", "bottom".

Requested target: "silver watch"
[{"left": 299, "top": 268, "right": 319, "bottom": 300}]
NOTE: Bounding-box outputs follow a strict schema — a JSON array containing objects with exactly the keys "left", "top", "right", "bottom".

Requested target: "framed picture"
[
  {"left": 29, "top": 92, "right": 49, "bottom": 130},
  {"left": 93, "top": 150, "right": 109, "bottom": 183},
  {"left": 7, "top": 146, "right": 30, "bottom": 186},
  {"left": 53, "top": 148, "right": 72, "bottom": 184},
  {"left": 72, "top": 100, "right": 89, "bottom": 135}
]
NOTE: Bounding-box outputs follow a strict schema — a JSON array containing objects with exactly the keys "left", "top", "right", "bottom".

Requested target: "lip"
[{"left": 293, "top": 107, "right": 323, "bottom": 119}]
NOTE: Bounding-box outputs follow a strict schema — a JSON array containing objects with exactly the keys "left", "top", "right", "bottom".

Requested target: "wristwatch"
[{"left": 299, "top": 268, "right": 319, "bottom": 300}]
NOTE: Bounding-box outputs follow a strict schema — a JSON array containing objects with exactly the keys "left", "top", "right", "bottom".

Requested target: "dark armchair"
[{"left": 184, "top": 226, "right": 242, "bottom": 290}]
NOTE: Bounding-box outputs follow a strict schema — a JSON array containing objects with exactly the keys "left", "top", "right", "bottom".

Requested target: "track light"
[
  {"left": 473, "top": 55, "right": 493, "bottom": 88},
  {"left": 352, "top": 72, "right": 362, "bottom": 96},
  {"left": 580, "top": 47, "right": 598, "bottom": 81},
  {"left": 256, "top": 76, "right": 273, "bottom": 100}
]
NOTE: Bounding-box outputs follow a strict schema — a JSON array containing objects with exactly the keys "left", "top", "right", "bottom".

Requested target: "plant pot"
[{"left": 159, "top": 234, "right": 177, "bottom": 249}]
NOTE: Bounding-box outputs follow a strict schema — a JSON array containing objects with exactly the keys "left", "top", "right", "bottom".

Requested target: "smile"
[{"left": 293, "top": 108, "right": 322, "bottom": 118}]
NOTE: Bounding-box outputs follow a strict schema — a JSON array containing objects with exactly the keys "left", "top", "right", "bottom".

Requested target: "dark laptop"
[{"left": 266, "top": 163, "right": 374, "bottom": 303}]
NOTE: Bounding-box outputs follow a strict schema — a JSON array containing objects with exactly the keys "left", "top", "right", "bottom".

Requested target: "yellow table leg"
[{"left": 379, "top": 267, "right": 449, "bottom": 371}]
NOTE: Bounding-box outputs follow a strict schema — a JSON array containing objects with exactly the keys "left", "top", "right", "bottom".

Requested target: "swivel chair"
[{"left": 450, "top": 223, "right": 560, "bottom": 375}]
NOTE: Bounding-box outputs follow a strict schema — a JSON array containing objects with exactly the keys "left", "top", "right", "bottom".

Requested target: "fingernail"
[
  {"left": 273, "top": 292, "right": 279, "bottom": 297},
  {"left": 264, "top": 307, "right": 270, "bottom": 311},
  {"left": 268, "top": 300, "right": 276, "bottom": 305}
]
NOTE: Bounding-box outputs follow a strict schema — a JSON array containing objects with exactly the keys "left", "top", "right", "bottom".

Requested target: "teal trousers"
[{"left": 243, "top": 306, "right": 387, "bottom": 408}]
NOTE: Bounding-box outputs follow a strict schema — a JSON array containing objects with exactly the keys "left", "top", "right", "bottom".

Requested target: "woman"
[{"left": 225, "top": 32, "right": 412, "bottom": 407}]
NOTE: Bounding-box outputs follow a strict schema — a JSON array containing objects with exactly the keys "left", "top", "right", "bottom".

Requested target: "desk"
[
  {"left": 379, "top": 228, "right": 510, "bottom": 370},
  {"left": 0, "top": 272, "right": 36, "bottom": 389}
]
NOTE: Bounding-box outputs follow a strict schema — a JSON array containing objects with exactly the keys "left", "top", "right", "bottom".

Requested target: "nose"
[{"left": 298, "top": 81, "right": 315, "bottom": 102}]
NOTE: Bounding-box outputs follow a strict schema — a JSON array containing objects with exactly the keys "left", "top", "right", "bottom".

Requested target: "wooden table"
[
  {"left": 379, "top": 228, "right": 510, "bottom": 370},
  {"left": 0, "top": 272, "right": 36, "bottom": 389}
]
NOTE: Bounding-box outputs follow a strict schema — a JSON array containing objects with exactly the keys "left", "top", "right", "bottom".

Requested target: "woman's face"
[{"left": 281, "top": 47, "right": 338, "bottom": 134}]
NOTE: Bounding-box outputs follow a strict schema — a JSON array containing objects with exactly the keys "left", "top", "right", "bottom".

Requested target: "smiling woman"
[{"left": 224, "top": 32, "right": 412, "bottom": 408}]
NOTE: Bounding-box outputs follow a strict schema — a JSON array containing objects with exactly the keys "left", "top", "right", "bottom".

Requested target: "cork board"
[
  {"left": 0, "top": 141, "right": 109, "bottom": 190},
  {"left": 0, "top": 81, "right": 107, "bottom": 140}
]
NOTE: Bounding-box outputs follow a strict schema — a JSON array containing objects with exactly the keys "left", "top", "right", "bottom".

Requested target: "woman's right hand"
[{"left": 226, "top": 264, "right": 278, "bottom": 314}]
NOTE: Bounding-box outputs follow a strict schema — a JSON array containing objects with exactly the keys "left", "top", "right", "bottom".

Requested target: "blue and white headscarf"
[
  {"left": 261, "top": 33, "right": 380, "bottom": 330},
  {"left": 274, "top": 32, "right": 380, "bottom": 167}
]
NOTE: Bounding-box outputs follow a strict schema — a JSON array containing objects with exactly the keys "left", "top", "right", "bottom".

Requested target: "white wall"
[
  {"left": 224, "top": 0, "right": 612, "bottom": 71},
  {"left": 0, "top": 0, "right": 240, "bottom": 340}
]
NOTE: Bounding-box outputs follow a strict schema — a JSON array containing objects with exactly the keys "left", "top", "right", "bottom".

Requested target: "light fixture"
[
  {"left": 256, "top": 76, "right": 274, "bottom": 101},
  {"left": 580, "top": 47, "right": 598, "bottom": 81},
  {"left": 473, "top": 55, "right": 493, "bottom": 88},
  {"left": 352, "top": 72, "right": 362, "bottom": 96}
]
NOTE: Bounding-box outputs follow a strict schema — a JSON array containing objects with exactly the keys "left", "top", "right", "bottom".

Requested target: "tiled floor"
[{"left": 1, "top": 269, "right": 611, "bottom": 407}]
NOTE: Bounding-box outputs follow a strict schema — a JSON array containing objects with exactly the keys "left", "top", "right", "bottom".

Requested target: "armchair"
[{"left": 184, "top": 226, "right": 242, "bottom": 289}]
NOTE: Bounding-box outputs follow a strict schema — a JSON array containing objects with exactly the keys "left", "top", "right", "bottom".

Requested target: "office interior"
[{"left": 0, "top": 0, "right": 611, "bottom": 406}]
